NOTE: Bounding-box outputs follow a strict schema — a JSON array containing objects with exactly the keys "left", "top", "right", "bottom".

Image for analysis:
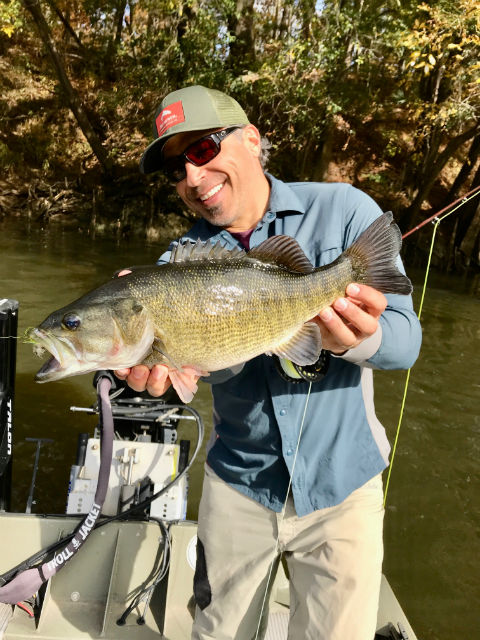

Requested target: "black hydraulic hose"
[{"left": 0, "top": 375, "right": 114, "bottom": 604}]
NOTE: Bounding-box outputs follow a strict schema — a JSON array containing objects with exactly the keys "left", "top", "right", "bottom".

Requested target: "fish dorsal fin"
[
  {"left": 248, "top": 236, "right": 314, "bottom": 273},
  {"left": 269, "top": 322, "right": 322, "bottom": 365},
  {"left": 170, "top": 239, "right": 245, "bottom": 263}
]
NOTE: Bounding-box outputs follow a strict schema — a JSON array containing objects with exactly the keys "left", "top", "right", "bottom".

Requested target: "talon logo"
[{"left": 156, "top": 101, "right": 185, "bottom": 136}]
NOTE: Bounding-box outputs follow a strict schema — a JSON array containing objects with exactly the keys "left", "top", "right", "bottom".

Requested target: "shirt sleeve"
[
  {"left": 157, "top": 244, "right": 174, "bottom": 265},
  {"left": 338, "top": 290, "right": 422, "bottom": 370},
  {"left": 335, "top": 186, "right": 422, "bottom": 370},
  {"left": 202, "top": 363, "right": 246, "bottom": 384}
]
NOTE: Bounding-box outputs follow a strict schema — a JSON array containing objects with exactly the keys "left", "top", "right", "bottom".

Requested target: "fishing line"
[
  {"left": 253, "top": 381, "right": 312, "bottom": 640},
  {"left": 384, "top": 189, "right": 480, "bottom": 505}
]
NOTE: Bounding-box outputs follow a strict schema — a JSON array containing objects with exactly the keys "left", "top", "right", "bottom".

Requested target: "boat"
[{"left": 0, "top": 299, "right": 417, "bottom": 640}]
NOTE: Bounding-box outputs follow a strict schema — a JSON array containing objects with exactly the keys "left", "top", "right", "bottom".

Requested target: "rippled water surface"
[{"left": 0, "top": 218, "right": 478, "bottom": 639}]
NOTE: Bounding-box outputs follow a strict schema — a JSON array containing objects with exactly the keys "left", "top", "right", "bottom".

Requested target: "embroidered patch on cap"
[{"left": 156, "top": 101, "right": 185, "bottom": 136}]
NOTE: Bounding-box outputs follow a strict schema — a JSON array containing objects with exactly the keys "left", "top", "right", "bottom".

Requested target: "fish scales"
[{"left": 126, "top": 256, "right": 356, "bottom": 372}]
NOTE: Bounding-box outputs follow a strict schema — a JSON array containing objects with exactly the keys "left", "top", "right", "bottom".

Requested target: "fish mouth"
[{"left": 26, "top": 328, "right": 80, "bottom": 382}]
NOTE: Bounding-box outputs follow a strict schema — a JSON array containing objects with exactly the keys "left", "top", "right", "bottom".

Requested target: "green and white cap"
[{"left": 140, "top": 85, "right": 250, "bottom": 174}]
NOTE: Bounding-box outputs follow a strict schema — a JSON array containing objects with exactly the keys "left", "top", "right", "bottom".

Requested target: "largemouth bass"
[{"left": 28, "top": 212, "right": 412, "bottom": 402}]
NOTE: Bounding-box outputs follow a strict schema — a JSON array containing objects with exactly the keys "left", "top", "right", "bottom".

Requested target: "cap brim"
[{"left": 139, "top": 137, "right": 169, "bottom": 175}]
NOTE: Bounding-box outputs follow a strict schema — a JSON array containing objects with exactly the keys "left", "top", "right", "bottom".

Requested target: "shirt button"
[
  {"left": 267, "top": 212, "right": 275, "bottom": 219},
  {"left": 286, "top": 448, "right": 293, "bottom": 456},
  {"left": 279, "top": 408, "right": 287, "bottom": 416}
]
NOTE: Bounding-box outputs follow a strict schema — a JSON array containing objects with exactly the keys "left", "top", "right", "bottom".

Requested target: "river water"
[{"left": 0, "top": 217, "right": 478, "bottom": 639}]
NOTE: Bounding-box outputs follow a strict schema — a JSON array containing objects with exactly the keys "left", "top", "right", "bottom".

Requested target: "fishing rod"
[{"left": 402, "top": 184, "right": 480, "bottom": 239}]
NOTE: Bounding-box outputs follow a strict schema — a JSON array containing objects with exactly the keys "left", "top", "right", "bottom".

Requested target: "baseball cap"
[{"left": 140, "top": 85, "right": 250, "bottom": 174}]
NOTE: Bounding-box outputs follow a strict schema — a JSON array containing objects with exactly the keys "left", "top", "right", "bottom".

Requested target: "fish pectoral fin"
[
  {"left": 142, "top": 337, "right": 183, "bottom": 370},
  {"left": 271, "top": 322, "right": 322, "bottom": 365},
  {"left": 169, "top": 366, "right": 209, "bottom": 404},
  {"left": 248, "top": 236, "right": 314, "bottom": 273}
]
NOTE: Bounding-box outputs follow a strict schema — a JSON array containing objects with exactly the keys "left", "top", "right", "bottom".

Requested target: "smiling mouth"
[{"left": 199, "top": 182, "right": 224, "bottom": 203}]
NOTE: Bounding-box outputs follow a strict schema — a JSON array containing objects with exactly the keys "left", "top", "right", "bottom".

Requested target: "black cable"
[{"left": 117, "top": 518, "right": 171, "bottom": 626}]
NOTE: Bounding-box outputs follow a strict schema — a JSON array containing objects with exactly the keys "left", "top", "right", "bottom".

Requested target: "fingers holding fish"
[
  {"left": 345, "top": 283, "right": 387, "bottom": 318},
  {"left": 114, "top": 364, "right": 172, "bottom": 396},
  {"left": 316, "top": 307, "right": 360, "bottom": 353},
  {"left": 114, "top": 365, "right": 149, "bottom": 392},
  {"left": 316, "top": 285, "right": 386, "bottom": 353},
  {"left": 145, "top": 365, "right": 172, "bottom": 396}
]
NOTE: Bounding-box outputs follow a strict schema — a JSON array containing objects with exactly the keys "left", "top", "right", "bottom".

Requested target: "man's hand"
[
  {"left": 313, "top": 284, "right": 387, "bottom": 354},
  {"left": 114, "top": 364, "right": 172, "bottom": 396}
]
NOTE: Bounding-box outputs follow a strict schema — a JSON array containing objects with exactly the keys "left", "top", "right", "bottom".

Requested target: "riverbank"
[{"left": 2, "top": 169, "right": 479, "bottom": 287}]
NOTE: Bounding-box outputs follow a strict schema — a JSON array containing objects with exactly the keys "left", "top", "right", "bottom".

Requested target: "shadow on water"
[{"left": 0, "top": 218, "right": 479, "bottom": 639}]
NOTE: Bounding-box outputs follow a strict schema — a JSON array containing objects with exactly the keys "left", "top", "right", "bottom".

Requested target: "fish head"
[{"left": 27, "top": 292, "right": 155, "bottom": 382}]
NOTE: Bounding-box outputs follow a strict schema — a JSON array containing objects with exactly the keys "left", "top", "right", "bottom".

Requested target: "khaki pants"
[{"left": 191, "top": 466, "right": 384, "bottom": 640}]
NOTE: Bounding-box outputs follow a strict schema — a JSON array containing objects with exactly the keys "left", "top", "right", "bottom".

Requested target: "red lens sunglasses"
[{"left": 163, "top": 127, "right": 240, "bottom": 183}]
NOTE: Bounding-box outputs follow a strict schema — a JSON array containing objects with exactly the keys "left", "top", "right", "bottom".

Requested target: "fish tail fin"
[{"left": 343, "top": 212, "right": 413, "bottom": 295}]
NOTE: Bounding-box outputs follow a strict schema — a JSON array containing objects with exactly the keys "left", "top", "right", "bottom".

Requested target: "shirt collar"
[
  {"left": 265, "top": 173, "right": 306, "bottom": 216},
  {"left": 197, "top": 173, "right": 306, "bottom": 240}
]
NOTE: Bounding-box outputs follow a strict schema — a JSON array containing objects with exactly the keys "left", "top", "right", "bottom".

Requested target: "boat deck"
[{"left": 0, "top": 514, "right": 416, "bottom": 639}]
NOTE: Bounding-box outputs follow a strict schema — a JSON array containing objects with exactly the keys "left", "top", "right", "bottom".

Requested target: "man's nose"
[{"left": 184, "top": 161, "right": 205, "bottom": 187}]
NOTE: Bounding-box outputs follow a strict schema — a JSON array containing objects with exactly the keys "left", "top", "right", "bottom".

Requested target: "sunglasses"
[{"left": 163, "top": 126, "right": 241, "bottom": 183}]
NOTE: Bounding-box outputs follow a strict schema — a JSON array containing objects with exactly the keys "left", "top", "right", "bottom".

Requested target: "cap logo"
[{"left": 156, "top": 101, "right": 185, "bottom": 136}]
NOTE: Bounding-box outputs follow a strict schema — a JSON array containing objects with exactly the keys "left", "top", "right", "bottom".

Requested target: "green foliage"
[
  {"left": 1, "top": 0, "right": 479, "bottom": 234},
  {"left": 0, "top": 0, "right": 23, "bottom": 36}
]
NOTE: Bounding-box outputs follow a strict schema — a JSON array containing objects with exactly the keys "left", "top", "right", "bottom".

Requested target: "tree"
[
  {"left": 396, "top": 0, "right": 480, "bottom": 227},
  {"left": 21, "top": 0, "right": 114, "bottom": 175}
]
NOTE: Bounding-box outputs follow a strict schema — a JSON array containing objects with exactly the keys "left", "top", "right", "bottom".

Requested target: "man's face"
[{"left": 162, "top": 125, "right": 268, "bottom": 232}]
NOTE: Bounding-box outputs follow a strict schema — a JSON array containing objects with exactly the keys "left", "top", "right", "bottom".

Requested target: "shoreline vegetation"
[{"left": 0, "top": 1, "right": 479, "bottom": 276}]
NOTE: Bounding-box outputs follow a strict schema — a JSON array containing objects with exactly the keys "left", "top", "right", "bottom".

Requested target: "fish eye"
[{"left": 62, "top": 313, "right": 81, "bottom": 331}]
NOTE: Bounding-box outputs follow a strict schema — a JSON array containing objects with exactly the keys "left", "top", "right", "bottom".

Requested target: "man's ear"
[{"left": 241, "top": 124, "right": 262, "bottom": 158}]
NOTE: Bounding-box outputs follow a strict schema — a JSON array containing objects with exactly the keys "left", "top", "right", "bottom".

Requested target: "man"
[{"left": 116, "top": 85, "right": 422, "bottom": 639}]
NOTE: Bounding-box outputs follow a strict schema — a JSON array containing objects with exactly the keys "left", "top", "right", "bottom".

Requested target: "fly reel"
[{"left": 274, "top": 350, "right": 330, "bottom": 383}]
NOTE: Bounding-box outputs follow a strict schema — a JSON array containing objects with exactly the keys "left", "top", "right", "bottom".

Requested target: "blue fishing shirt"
[{"left": 158, "top": 175, "right": 422, "bottom": 516}]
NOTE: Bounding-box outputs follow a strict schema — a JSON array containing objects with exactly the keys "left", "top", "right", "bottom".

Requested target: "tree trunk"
[
  {"left": 114, "top": 0, "right": 127, "bottom": 46},
  {"left": 402, "top": 125, "right": 480, "bottom": 230},
  {"left": 299, "top": 0, "right": 316, "bottom": 40},
  {"left": 310, "top": 123, "right": 334, "bottom": 182},
  {"left": 459, "top": 201, "right": 480, "bottom": 267},
  {"left": 455, "top": 161, "right": 480, "bottom": 258},
  {"left": 45, "top": 0, "right": 83, "bottom": 49},
  {"left": 447, "top": 134, "right": 480, "bottom": 202},
  {"left": 227, "top": 0, "right": 256, "bottom": 73},
  {"left": 177, "top": 1, "right": 198, "bottom": 43},
  {"left": 22, "top": 0, "right": 114, "bottom": 175}
]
